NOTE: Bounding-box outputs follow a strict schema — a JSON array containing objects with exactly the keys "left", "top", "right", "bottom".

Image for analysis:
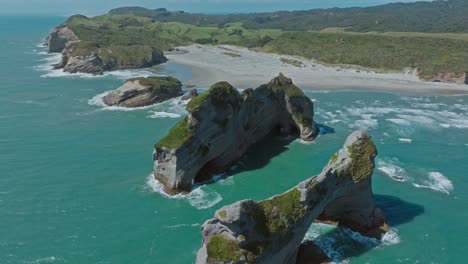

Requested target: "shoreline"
[{"left": 165, "top": 44, "right": 468, "bottom": 96}]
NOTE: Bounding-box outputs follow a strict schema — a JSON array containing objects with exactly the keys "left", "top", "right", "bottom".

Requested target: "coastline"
[{"left": 165, "top": 44, "right": 468, "bottom": 95}]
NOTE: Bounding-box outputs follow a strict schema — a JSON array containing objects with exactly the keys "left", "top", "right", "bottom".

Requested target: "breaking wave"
[
  {"left": 88, "top": 92, "right": 188, "bottom": 118},
  {"left": 148, "top": 112, "right": 181, "bottom": 118},
  {"left": 377, "top": 158, "right": 408, "bottom": 182},
  {"left": 413, "top": 172, "right": 454, "bottom": 195},
  {"left": 146, "top": 174, "right": 222, "bottom": 210}
]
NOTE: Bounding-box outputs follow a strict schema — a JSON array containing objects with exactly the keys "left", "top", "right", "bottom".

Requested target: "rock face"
[
  {"left": 196, "top": 130, "right": 388, "bottom": 264},
  {"left": 103, "top": 77, "right": 182, "bottom": 107},
  {"left": 153, "top": 74, "right": 319, "bottom": 194},
  {"left": 423, "top": 72, "right": 468, "bottom": 85},
  {"left": 182, "top": 89, "right": 199, "bottom": 100},
  {"left": 45, "top": 25, "right": 80, "bottom": 53},
  {"left": 45, "top": 15, "right": 168, "bottom": 75}
]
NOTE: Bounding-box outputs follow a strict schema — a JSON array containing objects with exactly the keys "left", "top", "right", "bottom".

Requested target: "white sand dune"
[{"left": 165, "top": 44, "right": 468, "bottom": 95}]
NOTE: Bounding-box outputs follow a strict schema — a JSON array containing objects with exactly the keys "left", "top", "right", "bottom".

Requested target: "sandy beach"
[{"left": 165, "top": 44, "right": 468, "bottom": 95}]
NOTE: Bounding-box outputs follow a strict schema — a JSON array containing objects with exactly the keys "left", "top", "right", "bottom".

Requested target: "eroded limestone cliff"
[
  {"left": 153, "top": 74, "right": 319, "bottom": 194},
  {"left": 196, "top": 130, "right": 388, "bottom": 264}
]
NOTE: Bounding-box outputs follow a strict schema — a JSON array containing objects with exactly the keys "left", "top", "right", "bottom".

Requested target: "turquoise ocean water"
[{"left": 1, "top": 16, "right": 467, "bottom": 264}]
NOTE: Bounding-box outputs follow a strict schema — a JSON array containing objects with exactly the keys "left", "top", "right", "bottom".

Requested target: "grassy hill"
[
  {"left": 109, "top": 0, "right": 468, "bottom": 33},
  {"left": 62, "top": 12, "right": 468, "bottom": 77}
]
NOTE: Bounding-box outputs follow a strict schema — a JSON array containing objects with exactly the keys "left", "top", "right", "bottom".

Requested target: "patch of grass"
[
  {"left": 262, "top": 31, "right": 468, "bottom": 76},
  {"left": 330, "top": 152, "right": 339, "bottom": 164},
  {"left": 218, "top": 210, "right": 227, "bottom": 219},
  {"left": 155, "top": 117, "right": 193, "bottom": 149},
  {"left": 344, "top": 135, "right": 377, "bottom": 181},
  {"left": 206, "top": 234, "right": 243, "bottom": 262},
  {"left": 187, "top": 81, "right": 239, "bottom": 111},
  {"left": 128, "top": 76, "right": 181, "bottom": 94},
  {"left": 267, "top": 73, "right": 306, "bottom": 98},
  {"left": 280, "top": 57, "right": 304, "bottom": 67},
  {"left": 257, "top": 188, "right": 306, "bottom": 234},
  {"left": 223, "top": 51, "right": 241, "bottom": 57},
  {"left": 99, "top": 45, "right": 165, "bottom": 67},
  {"left": 71, "top": 41, "right": 99, "bottom": 56}
]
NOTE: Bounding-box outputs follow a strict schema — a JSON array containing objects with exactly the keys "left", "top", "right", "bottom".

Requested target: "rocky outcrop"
[
  {"left": 45, "top": 25, "right": 80, "bottom": 53},
  {"left": 103, "top": 76, "right": 182, "bottom": 107},
  {"left": 45, "top": 15, "right": 168, "bottom": 75},
  {"left": 182, "top": 89, "right": 199, "bottom": 100},
  {"left": 422, "top": 72, "right": 468, "bottom": 85},
  {"left": 153, "top": 74, "right": 319, "bottom": 194},
  {"left": 196, "top": 130, "right": 388, "bottom": 264}
]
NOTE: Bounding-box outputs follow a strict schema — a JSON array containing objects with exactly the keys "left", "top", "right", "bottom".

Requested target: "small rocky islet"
[
  {"left": 153, "top": 73, "right": 319, "bottom": 195},
  {"left": 102, "top": 76, "right": 185, "bottom": 108}
]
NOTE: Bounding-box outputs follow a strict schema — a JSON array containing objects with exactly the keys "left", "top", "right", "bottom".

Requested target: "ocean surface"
[{"left": 1, "top": 16, "right": 467, "bottom": 264}]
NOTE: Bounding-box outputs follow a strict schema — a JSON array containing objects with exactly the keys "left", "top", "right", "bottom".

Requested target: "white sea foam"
[
  {"left": 377, "top": 159, "right": 408, "bottom": 182},
  {"left": 164, "top": 223, "right": 201, "bottom": 229},
  {"left": 148, "top": 112, "right": 181, "bottom": 118},
  {"left": 387, "top": 118, "right": 411, "bottom": 126},
  {"left": 341, "top": 105, "right": 468, "bottom": 132},
  {"left": 88, "top": 91, "right": 185, "bottom": 113},
  {"left": 351, "top": 117, "right": 379, "bottom": 130},
  {"left": 313, "top": 227, "right": 380, "bottom": 263},
  {"left": 398, "top": 138, "right": 412, "bottom": 143},
  {"left": 146, "top": 174, "right": 222, "bottom": 210},
  {"left": 296, "top": 138, "right": 317, "bottom": 145},
  {"left": 25, "top": 256, "right": 57, "bottom": 264},
  {"left": 381, "top": 228, "right": 401, "bottom": 246},
  {"left": 34, "top": 50, "right": 157, "bottom": 79},
  {"left": 413, "top": 172, "right": 454, "bottom": 194}
]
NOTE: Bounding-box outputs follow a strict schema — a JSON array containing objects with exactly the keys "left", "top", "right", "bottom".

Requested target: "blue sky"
[{"left": 0, "top": 0, "right": 425, "bottom": 16}]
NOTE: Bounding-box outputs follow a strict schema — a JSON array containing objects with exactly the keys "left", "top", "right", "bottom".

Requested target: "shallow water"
[{"left": 1, "top": 16, "right": 467, "bottom": 264}]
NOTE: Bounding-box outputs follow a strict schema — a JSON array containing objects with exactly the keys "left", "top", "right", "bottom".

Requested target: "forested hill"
[{"left": 109, "top": 0, "right": 468, "bottom": 33}]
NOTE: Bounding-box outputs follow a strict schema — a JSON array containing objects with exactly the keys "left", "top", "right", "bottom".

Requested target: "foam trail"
[
  {"left": 148, "top": 112, "right": 181, "bottom": 118},
  {"left": 381, "top": 228, "right": 401, "bottom": 246},
  {"left": 377, "top": 159, "right": 408, "bottom": 182},
  {"left": 146, "top": 174, "right": 222, "bottom": 210},
  {"left": 413, "top": 172, "right": 454, "bottom": 194},
  {"left": 88, "top": 92, "right": 184, "bottom": 113},
  {"left": 398, "top": 138, "right": 412, "bottom": 143}
]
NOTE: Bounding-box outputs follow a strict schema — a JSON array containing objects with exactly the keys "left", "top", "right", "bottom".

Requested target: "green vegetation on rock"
[
  {"left": 155, "top": 117, "right": 193, "bottom": 149},
  {"left": 206, "top": 234, "right": 243, "bottom": 262},
  {"left": 128, "top": 76, "right": 181, "bottom": 93},
  {"left": 218, "top": 210, "right": 227, "bottom": 219},
  {"left": 345, "top": 136, "right": 377, "bottom": 182},
  {"left": 187, "top": 81, "right": 239, "bottom": 111},
  {"left": 267, "top": 74, "right": 306, "bottom": 99},
  {"left": 257, "top": 188, "right": 306, "bottom": 234}
]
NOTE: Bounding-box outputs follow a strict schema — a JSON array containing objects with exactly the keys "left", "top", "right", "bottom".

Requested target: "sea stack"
[
  {"left": 153, "top": 74, "right": 319, "bottom": 195},
  {"left": 196, "top": 130, "right": 388, "bottom": 264},
  {"left": 103, "top": 76, "right": 183, "bottom": 108}
]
